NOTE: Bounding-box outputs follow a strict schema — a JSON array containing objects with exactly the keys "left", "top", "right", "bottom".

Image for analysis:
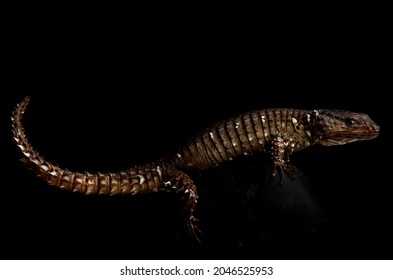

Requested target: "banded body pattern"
[{"left": 170, "top": 109, "right": 315, "bottom": 171}]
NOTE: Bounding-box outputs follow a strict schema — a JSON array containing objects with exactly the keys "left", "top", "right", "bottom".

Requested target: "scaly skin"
[{"left": 11, "top": 97, "right": 380, "bottom": 243}]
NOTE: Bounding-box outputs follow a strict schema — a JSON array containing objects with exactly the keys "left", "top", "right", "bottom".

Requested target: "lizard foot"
[
  {"left": 272, "top": 161, "right": 297, "bottom": 184},
  {"left": 185, "top": 215, "right": 202, "bottom": 244}
]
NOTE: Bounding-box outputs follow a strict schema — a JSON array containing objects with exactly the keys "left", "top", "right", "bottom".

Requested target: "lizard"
[{"left": 11, "top": 96, "right": 380, "bottom": 243}]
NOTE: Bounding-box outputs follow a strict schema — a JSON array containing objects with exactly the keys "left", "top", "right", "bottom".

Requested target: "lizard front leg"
[
  {"left": 163, "top": 170, "right": 201, "bottom": 243},
  {"left": 270, "top": 135, "right": 296, "bottom": 184}
]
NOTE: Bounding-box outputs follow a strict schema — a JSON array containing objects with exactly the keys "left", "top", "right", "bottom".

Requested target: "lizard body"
[{"left": 11, "top": 97, "right": 380, "bottom": 242}]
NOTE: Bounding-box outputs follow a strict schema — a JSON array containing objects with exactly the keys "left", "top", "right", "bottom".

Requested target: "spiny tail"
[{"left": 11, "top": 96, "right": 165, "bottom": 195}]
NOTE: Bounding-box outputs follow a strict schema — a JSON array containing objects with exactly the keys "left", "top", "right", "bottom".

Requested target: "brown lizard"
[{"left": 11, "top": 96, "right": 380, "bottom": 242}]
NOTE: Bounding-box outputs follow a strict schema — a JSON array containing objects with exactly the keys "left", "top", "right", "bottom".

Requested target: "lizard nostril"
[{"left": 369, "top": 123, "right": 380, "bottom": 136}]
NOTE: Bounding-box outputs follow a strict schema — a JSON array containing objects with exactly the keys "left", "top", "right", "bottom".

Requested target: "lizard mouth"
[
  {"left": 355, "top": 123, "right": 380, "bottom": 139},
  {"left": 326, "top": 128, "right": 380, "bottom": 143},
  {"left": 320, "top": 124, "right": 380, "bottom": 146}
]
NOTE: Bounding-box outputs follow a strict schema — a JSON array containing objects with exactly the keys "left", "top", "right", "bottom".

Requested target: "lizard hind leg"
[{"left": 163, "top": 170, "right": 201, "bottom": 244}]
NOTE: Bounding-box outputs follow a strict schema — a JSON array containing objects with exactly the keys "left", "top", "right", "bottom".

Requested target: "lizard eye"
[{"left": 345, "top": 118, "right": 356, "bottom": 127}]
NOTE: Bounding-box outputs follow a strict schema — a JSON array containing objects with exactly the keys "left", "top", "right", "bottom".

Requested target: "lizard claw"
[
  {"left": 283, "top": 161, "right": 296, "bottom": 181},
  {"left": 186, "top": 215, "right": 202, "bottom": 244},
  {"left": 272, "top": 161, "right": 296, "bottom": 184}
]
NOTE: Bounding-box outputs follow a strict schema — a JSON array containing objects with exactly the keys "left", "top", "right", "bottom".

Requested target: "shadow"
[{"left": 194, "top": 153, "right": 327, "bottom": 254}]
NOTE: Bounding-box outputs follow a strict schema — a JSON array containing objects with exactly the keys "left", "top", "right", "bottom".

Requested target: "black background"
[{"left": 1, "top": 12, "right": 391, "bottom": 260}]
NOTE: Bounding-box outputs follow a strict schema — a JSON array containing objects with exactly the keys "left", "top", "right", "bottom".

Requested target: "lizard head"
[{"left": 312, "top": 109, "right": 380, "bottom": 146}]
